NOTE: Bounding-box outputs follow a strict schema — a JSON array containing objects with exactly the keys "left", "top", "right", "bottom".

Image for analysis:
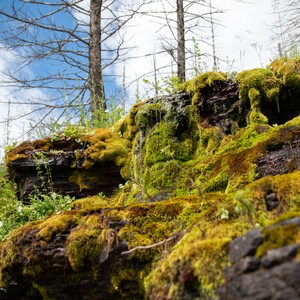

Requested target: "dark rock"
[
  {"left": 221, "top": 262, "right": 300, "bottom": 300},
  {"left": 229, "top": 228, "right": 263, "bottom": 264},
  {"left": 226, "top": 256, "right": 260, "bottom": 279},
  {"left": 257, "top": 138, "right": 300, "bottom": 178},
  {"left": 261, "top": 244, "right": 300, "bottom": 268},
  {"left": 198, "top": 80, "right": 249, "bottom": 134},
  {"left": 265, "top": 192, "right": 280, "bottom": 211},
  {"left": 8, "top": 151, "right": 125, "bottom": 201},
  {"left": 269, "top": 216, "right": 300, "bottom": 227},
  {"left": 220, "top": 218, "right": 300, "bottom": 300}
]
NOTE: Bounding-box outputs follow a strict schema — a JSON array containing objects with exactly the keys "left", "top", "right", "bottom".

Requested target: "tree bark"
[
  {"left": 89, "top": 0, "right": 105, "bottom": 114},
  {"left": 177, "top": 0, "right": 186, "bottom": 83}
]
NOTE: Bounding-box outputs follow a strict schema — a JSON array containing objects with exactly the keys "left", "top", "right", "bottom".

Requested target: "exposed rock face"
[
  {"left": 219, "top": 217, "right": 300, "bottom": 300},
  {"left": 197, "top": 80, "right": 248, "bottom": 133},
  {"left": 6, "top": 133, "right": 128, "bottom": 201},
  {"left": 257, "top": 137, "right": 300, "bottom": 178}
]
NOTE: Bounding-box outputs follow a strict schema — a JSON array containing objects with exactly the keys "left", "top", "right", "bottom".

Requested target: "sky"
[{"left": 0, "top": 0, "right": 276, "bottom": 159}]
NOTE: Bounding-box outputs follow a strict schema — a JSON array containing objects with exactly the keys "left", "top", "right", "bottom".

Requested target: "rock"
[
  {"left": 229, "top": 229, "right": 263, "bottom": 264},
  {"left": 220, "top": 217, "right": 300, "bottom": 300},
  {"left": 198, "top": 80, "right": 248, "bottom": 133},
  {"left": 257, "top": 139, "right": 300, "bottom": 178},
  {"left": 265, "top": 192, "right": 280, "bottom": 211},
  {"left": 6, "top": 132, "right": 129, "bottom": 201}
]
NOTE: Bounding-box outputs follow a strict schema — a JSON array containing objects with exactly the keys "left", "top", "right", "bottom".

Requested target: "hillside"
[{"left": 1, "top": 57, "right": 300, "bottom": 299}]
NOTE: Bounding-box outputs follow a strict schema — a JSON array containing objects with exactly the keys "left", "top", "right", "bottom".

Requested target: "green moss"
[
  {"left": 268, "top": 57, "right": 300, "bottom": 90},
  {"left": 236, "top": 68, "right": 281, "bottom": 104},
  {"left": 145, "top": 234, "right": 231, "bottom": 299},
  {"left": 81, "top": 128, "right": 132, "bottom": 180},
  {"left": 114, "top": 102, "right": 142, "bottom": 140},
  {"left": 135, "top": 103, "right": 166, "bottom": 131},
  {"left": 66, "top": 215, "right": 104, "bottom": 272},
  {"left": 144, "top": 121, "right": 193, "bottom": 166},
  {"left": 110, "top": 262, "right": 146, "bottom": 298},
  {"left": 247, "top": 171, "right": 300, "bottom": 215},
  {"left": 37, "top": 213, "right": 78, "bottom": 242},
  {"left": 256, "top": 222, "right": 300, "bottom": 257},
  {"left": 181, "top": 71, "right": 227, "bottom": 105},
  {"left": 71, "top": 195, "right": 109, "bottom": 210}
]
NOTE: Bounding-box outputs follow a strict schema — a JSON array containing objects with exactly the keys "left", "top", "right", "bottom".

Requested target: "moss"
[
  {"left": 145, "top": 234, "right": 231, "bottom": 299},
  {"left": 5, "top": 141, "right": 34, "bottom": 164},
  {"left": 114, "top": 102, "right": 142, "bottom": 140},
  {"left": 65, "top": 215, "right": 104, "bottom": 272},
  {"left": 110, "top": 262, "right": 146, "bottom": 298},
  {"left": 144, "top": 121, "right": 193, "bottom": 166},
  {"left": 135, "top": 103, "right": 166, "bottom": 131},
  {"left": 236, "top": 68, "right": 281, "bottom": 104},
  {"left": 81, "top": 128, "right": 132, "bottom": 180},
  {"left": 37, "top": 213, "right": 78, "bottom": 242},
  {"left": 71, "top": 195, "right": 109, "bottom": 210},
  {"left": 247, "top": 171, "right": 300, "bottom": 216},
  {"left": 256, "top": 222, "right": 300, "bottom": 257},
  {"left": 268, "top": 57, "right": 300, "bottom": 90},
  {"left": 181, "top": 71, "right": 227, "bottom": 105}
]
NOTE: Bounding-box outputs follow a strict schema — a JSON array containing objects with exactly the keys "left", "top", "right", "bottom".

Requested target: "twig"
[{"left": 121, "top": 235, "right": 175, "bottom": 255}]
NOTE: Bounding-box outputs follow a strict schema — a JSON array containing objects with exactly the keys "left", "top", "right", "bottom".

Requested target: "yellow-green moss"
[
  {"left": 66, "top": 215, "right": 104, "bottom": 272},
  {"left": 37, "top": 213, "right": 78, "bottom": 242},
  {"left": 181, "top": 71, "right": 227, "bottom": 105},
  {"left": 135, "top": 103, "right": 166, "bottom": 130},
  {"left": 145, "top": 234, "right": 231, "bottom": 299},
  {"left": 268, "top": 57, "right": 300, "bottom": 90},
  {"left": 144, "top": 121, "right": 194, "bottom": 166},
  {"left": 71, "top": 195, "right": 109, "bottom": 210},
  {"left": 114, "top": 102, "right": 142, "bottom": 140},
  {"left": 256, "top": 222, "right": 300, "bottom": 257},
  {"left": 236, "top": 68, "right": 281, "bottom": 104},
  {"left": 247, "top": 171, "right": 300, "bottom": 215},
  {"left": 81, "top": 128, "right": 132, "bottom": 180}
]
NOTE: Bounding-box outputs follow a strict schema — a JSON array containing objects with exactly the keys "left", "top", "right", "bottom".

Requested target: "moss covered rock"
[{"left": 2, "top": 58, "right": 300, "bottom": 299}]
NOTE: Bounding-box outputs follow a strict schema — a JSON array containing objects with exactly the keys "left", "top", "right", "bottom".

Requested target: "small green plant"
[
  {"left": 90, "top": 100, "right": 125, "bottom": 129},
  {"left": 0, "top": 189, "right": 74, "bottom": 241},
  {"left": 0, "top": 158, "right": 75, "bottom": 241},
  {"left": 33, "top": 152, "right": 53, "bottom": 194},
  {"left": 143, "top": 73, "right": 181, "bottom": 96},
  {"left": 233, "top": 188, "right": 256, "bottom": 226}
]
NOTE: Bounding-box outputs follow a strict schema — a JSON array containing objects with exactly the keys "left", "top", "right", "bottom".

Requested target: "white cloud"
[{"left": 111, "top": 0, "right": 276, "bottom": 109}]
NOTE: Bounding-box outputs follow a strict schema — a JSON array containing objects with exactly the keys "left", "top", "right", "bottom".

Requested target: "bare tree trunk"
[
  {"left": 90, "top": 0, "right": 105, "bottom": 115},
  {"left": 177, "top": 0, "right": 186, "bottom": 83},
  {"left": 209, "top": 0, "right": 217, "bottom": 70}
]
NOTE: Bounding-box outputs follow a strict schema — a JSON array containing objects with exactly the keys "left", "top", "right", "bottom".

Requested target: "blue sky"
[{"left": 0, "top": 0, "right": 275, "bottom": 158}]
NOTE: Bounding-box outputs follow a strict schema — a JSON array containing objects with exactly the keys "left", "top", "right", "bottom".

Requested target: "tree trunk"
[
  {"left": 177, "top": 0, "right": 186, "bottom": 83},
  {"left": 89, "top": 0, "right": 105, "bottom": 115}
]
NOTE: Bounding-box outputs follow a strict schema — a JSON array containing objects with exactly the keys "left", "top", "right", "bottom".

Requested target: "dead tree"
[{"left": 0, "top": 0, "right": 141, "bottom": 130}]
